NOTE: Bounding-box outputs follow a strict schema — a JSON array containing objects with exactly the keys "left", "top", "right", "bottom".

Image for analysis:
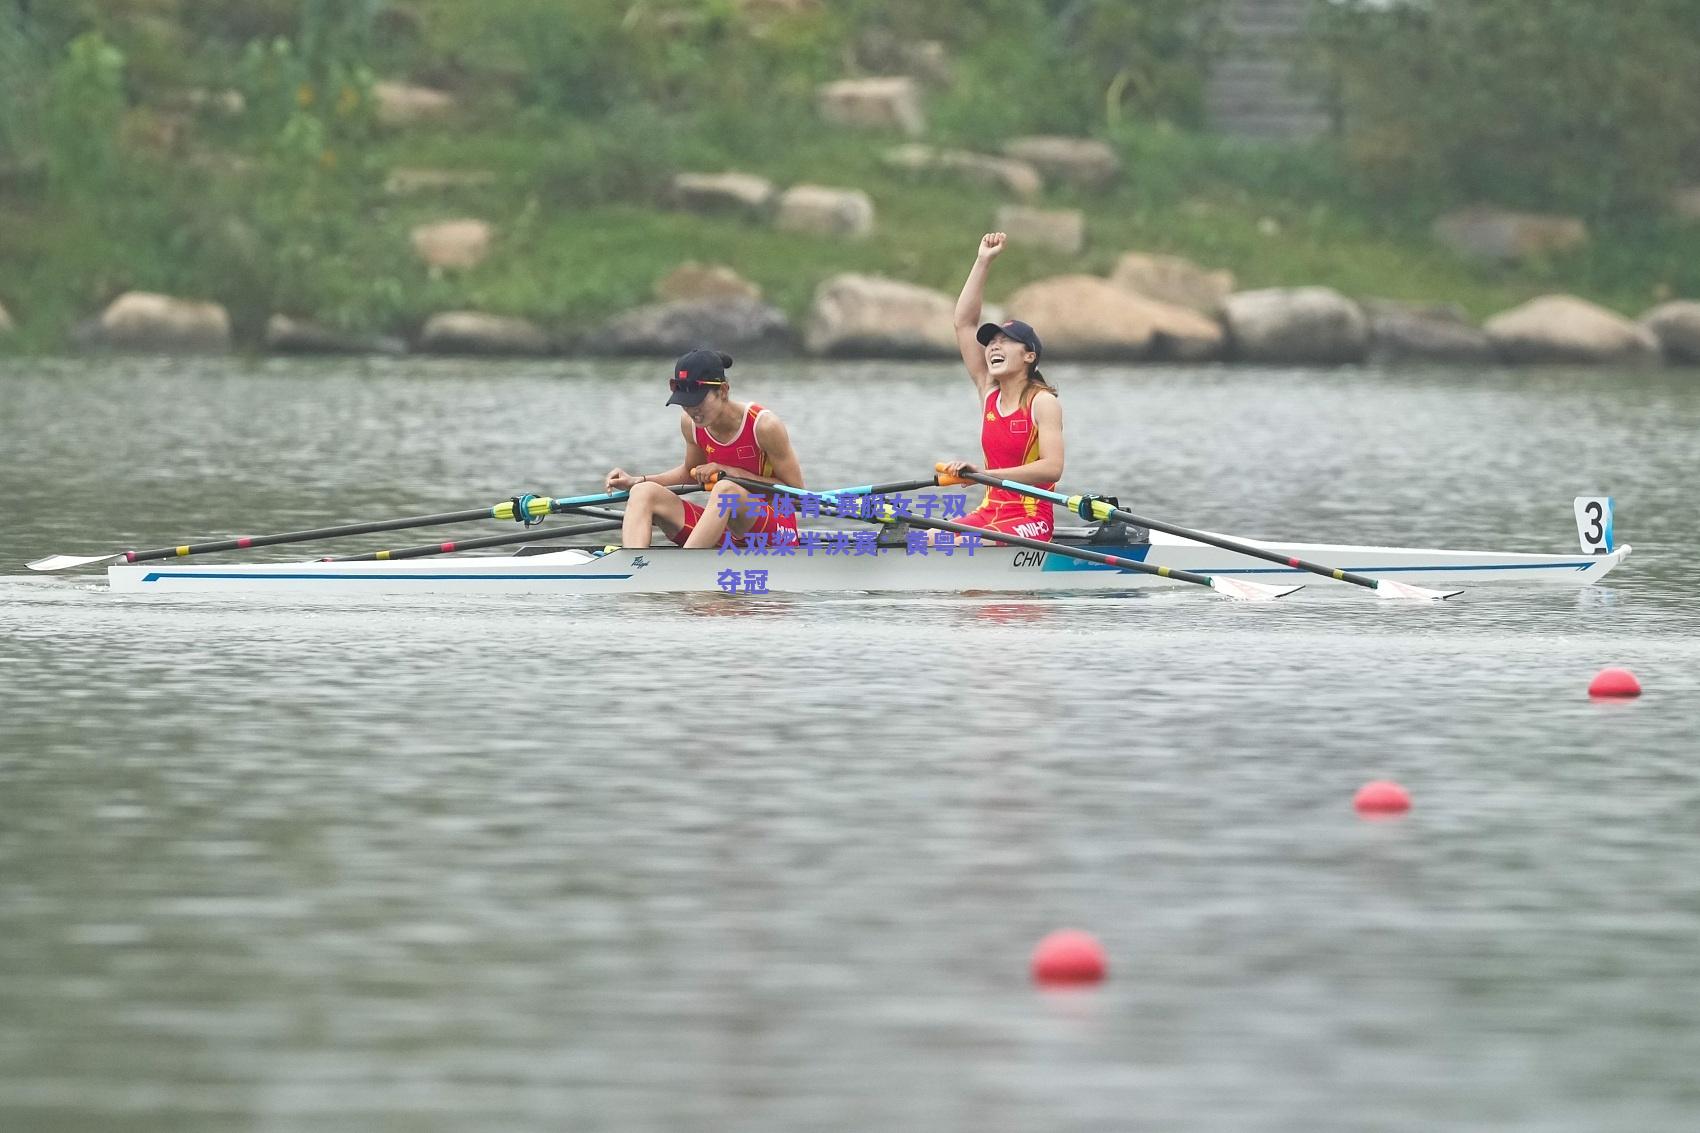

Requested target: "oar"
[
  {"left": 323, "top": 479, "right": 948, "bottom": 563},
  {"left": 720, "top": 476, "right": 1300, "bottom": 601},
  {"left": 26, "top": 486, "right": 700, "bottom": 572},
  {"left": 945, "top": 468, "right": 1461, "bottom": 601},
  {"left": 321, "top": 508, "right": 627, "bottom": 562},
  {"left": 808, "top": 476, "right": 945, "bottom": 500}
]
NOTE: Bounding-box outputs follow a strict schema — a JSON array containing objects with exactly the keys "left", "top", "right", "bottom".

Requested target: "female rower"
[
  {"left": 940, "top": 231, "right": 1064, "bottom": 541},
  {"left": 605, "top": 348, "right": 804, "bottom": 550}
]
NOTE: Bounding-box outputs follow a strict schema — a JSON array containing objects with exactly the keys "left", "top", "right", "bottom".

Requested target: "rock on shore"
[
  {"left": 995, "top": 206, "right": 1084, "bottom": 256},
  {"left": 265, "top": 315, "right": 405, "bottom": 356},
  {"left": 1109, "top": 253, "right": 1234, "bottom": 315},
  {"left": 671, "top": 173, "right": 776, "bottom": 221},
  {"left": 1001, "top": 136, "right": 1120, "bottom": 190},
  {"left": 816, "top": 77, "right": 926, "bottom": 137},
  {"left": 803, "top": 274, "right": 961, "bottom": 358},
  {"left": 1484, "top": 295, "right": 1661, "bottom": 365},
  {"left": 1224, "top": 287, "right": 1368, "bottom": 364},
  {"left": 418, "top": 311, "right": 551, "bottom": 356},
  {"left": 1641, "top": 301, "right": 1700, "bottom": 364},
  {"left": 410, "top": 219, "right": 492, "bottom": 270},
  {"left": 882, "top": 144, "right": 1042, "bottom": 199},
  {"left": 81, "top": 292, "right": 232, "bottom": 353},
  {"left": 1005, "top": 275, "right": 1224, "bottom": 361},
  {"left": 774, "top": 185, "right": 875, "bottom": 239},
  {"left": 1365, "top": 301, "right": 1494, "bottom": 364},
  {"left": 654, "top": 263, "right": 761, "bottom": 303},
  {"left": 597, "top": 298, "right": 793, "bottom": 356}
]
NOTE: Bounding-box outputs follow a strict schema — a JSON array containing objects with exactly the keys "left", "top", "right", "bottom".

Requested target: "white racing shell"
[{"left": 106, "top": 529, "right": 1633, "bottom": 595}]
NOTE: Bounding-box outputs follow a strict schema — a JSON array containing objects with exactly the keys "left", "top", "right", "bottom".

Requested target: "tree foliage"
[{"left": 1310, "top": 0, "right": 1700, "bottom": 215}]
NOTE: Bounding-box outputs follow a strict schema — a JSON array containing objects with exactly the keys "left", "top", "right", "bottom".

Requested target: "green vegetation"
[
  {"left": 1310, "top": 0, "right": 1700, "bottom": 216},
  {"left": 1, "top": 0, "right": 1697, "bottom": 352}
]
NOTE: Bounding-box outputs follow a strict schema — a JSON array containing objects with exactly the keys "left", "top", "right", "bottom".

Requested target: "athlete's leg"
[
  {"left": 942, "top": 506, "right": 1052, "bottom": 543},
  {"left": 682, "top": 480, "right": 762, "bottom": 549},
  {"left": 622, "top": 480, "right": 688, "bottom": 548}
]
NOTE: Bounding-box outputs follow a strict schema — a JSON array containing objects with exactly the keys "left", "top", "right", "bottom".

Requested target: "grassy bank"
[{"left": 2, "top": 1, "right": 1698, "bottom": 352}]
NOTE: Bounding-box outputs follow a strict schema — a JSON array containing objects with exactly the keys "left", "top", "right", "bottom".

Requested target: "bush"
[
  {"left": 44, "top": 31, "right": 126, "bottom": 192},
  {"left": 1310, "top": 0, "right": 1700, "bottom": 216},
  {"left": 873, "top": 0, "right": 1228, "bottom": 140}
]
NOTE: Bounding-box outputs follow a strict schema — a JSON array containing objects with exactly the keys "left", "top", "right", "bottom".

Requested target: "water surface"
[{"left": 2, "top": 357, "right": 1697, "bottom": 1131}]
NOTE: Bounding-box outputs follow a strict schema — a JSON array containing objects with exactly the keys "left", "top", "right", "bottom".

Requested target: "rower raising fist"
[{"left": 949, "top": 230, "right": 1064, "bottom": 543}]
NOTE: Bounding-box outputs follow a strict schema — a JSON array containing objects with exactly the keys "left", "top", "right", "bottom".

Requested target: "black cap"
[
  {"left": 667, "top": 348, "right": 733, "bottom": 407},
  {"left": 976, "top": 319, "right": 1043, "bottom": 363}
]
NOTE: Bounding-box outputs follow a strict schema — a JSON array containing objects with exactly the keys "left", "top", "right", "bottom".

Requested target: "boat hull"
[{"left": 105, "top": 534, "right": 1632, "bottom": 595}]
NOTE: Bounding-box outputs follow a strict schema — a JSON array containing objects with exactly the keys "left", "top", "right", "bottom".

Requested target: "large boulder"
[
  {"left": 1223, "top": 287, "right": 1369, "bottom": 364},
  {"left": 816, "top": 77, "right": 925, "bottom": 137},
  {"left": 86, "top": 292, "right": 232, "bottom": 353},
  {"left": 882, "top": 144, "right": 1042, "bottom": 199},
  {"left": 671, "top": 172, "right": 776, "bottom": 221},
  {"left": 1484, "top": 295, "right": 1661, "bottom": 365},
  {"left": 372, "top": 80, "right": 455, "bottom": 127},
  {"left": 1001, "top": 136, "right": 1120, "bottom": 191},
  {"left": 264, "top": 315, "right": 405, "bottom": 356},
  {"left": 803, "top": 274, "right": 960, "bottom": 358},
  {"left": 1639, "top": 301, "right": 1700, "bottom": 364},
  {"left": 597, "top": 298, "right": 793, "bottom": 356},
  {"left": 1432, "top": 208, "right": 1588, "bottom": 264},
  {"left": 1364, "top": 301, "right": 1494, "bottom": 364},
  {"left": 1004, "top": 275, "right": 1225, "bottom": 361},
  {"left": 1108, "top": 252, "right": 1235, "bottom": 315},
  {"left": 410, "top": 219, "right": 492, "bottom": 270},
  {"left": 994, "top": 205, "right": 1084, "bottom": 256},
  {"left": 774, "top": 184, "right": 875, "bottom": 239},
  {"left": 654, "top": 262, "right": 761, "bottom": 303},
  {"left": 418, "top": 311, "right": 551, "bottom": 356}
]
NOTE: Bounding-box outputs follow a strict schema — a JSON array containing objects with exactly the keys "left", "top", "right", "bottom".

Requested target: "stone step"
[
  {"left": 1209, "top": 97, "right": 1330, "bottom": 119},
  {"left": 1212, "top": 57, "right": 1307, "bottom": 81},
  {"left": 1224, "top": 6, "right": 1312, "bottom": 34},
  {"left": 1212, "top": 112, "right": 1334, "bottom": 140},
  {"left": 1207, "top": 0, "right": 1329, "bottom": 143}
]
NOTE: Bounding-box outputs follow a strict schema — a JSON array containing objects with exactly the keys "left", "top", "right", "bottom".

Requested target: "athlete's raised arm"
[{"left": 953, "top": 232, "right": 1005, "bottom": 396}]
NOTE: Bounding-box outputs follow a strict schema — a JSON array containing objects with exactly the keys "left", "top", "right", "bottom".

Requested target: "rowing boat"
[{"left": 104, "top": 526, "right": 1632, "bottom": 595}]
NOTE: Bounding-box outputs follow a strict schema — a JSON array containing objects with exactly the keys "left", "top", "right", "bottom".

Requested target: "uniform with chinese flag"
[
  {"left": 671, "top": 403, "right": 799, "bottom": 547},
  {"left": 959, "top": 386, "right": 1055, "bottom": 540}
]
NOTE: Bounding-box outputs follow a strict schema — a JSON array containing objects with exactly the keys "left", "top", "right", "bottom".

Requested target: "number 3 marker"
[{"left": 1573, "top": 496, "right": 1614, "bottom": 554}]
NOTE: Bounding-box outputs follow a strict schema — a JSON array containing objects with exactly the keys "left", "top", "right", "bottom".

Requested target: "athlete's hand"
[
  {"left": 605, "top": 468, "right": 639, "bottom": 491},
  {"left": 690, "top": 462, "right": 732, "bottom": 486},
  {"left": 938, "top": 460, "right": 980, "bottom": 477},
  {"left": 977, "top": 232, "right": 1006, "bottom": 261}
]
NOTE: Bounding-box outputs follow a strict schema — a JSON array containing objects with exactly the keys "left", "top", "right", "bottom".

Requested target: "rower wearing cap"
[
  {"left": 605, "top": 348, "right": 805, "bottom": 550},
  {"left": 941, "top": 231, "right": 1064, "bottom": 541}
]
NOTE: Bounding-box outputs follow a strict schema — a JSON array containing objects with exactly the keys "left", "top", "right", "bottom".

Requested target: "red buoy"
[
  {"left": 1354, "top": 780, "right": 1411, "bottom": 816},
  {"left": 1588, "top": 667, "right": 1642, "bottom": 698},
  {"left": 1031, "top": 929, "right": 1107, "bottom": 985}
]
